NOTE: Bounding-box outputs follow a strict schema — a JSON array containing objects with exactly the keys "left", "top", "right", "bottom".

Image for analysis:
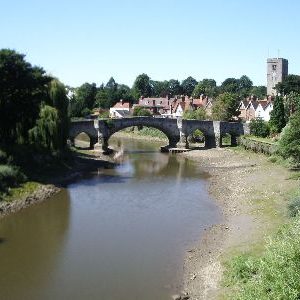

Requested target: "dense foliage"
[
  {"left": 276, "top": 74, "right": 300, "bottom": 95},
  {"left": 269, "top": 96, "right": 286, "bottom": 134},
  {"left": 278, "top": 110, "right": 300, "bottom": 166},
  {"left": 182, "top": 107, "right": 207, "bottom": 120},
  {"left": 0, "top": 49, "right": 71, "bottom": 196},
  {"left": 132, "top": 106, "right": 151, "bottom": 116},
  {"left": 0, "top": 49, "right": 51, "bottom": 144},
  {"left": 249, "top": 118, "right": 270, "bottom": 138},
  {"left": 212, "top": 93, "right": 240, "bottom": 121}
]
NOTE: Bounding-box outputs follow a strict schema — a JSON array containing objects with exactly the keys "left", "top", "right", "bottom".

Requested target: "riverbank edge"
[
  {"left": 180, "top": 147, "right": 298, "bottom": 299},
  {"left": 0, "top": 151, "right": 116, "bottom": 219},
  {"left": 0, "top": 184, "right": 60, "bottom": 218}
]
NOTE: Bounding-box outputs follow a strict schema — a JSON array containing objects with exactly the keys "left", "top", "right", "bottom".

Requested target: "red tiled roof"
[{"left": 113, "top": 101, "right": 131, "bottom": 109}]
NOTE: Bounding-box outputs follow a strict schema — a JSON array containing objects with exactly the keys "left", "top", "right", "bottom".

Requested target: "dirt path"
[{"left": 181, "top": 148, "right": 298, "bottom": 300}]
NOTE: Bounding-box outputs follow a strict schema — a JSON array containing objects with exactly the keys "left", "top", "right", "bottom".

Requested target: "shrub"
[
  {"left": 288, "top": 196, "right": 300, "bottom": 217},
  {"left": 183, "top": 108, "right": 207, "bottom": 120},
  {"left": 98, "top": 111, "right": 109, "bottom": 119},
  {"left": 0, "top": 165, "right": 27, "bottom": 195},
  {"left": 81, "top": 107, "right": 91, "bottom": 117},
  {"left": 190, "top": 129, "right": 204, "bottom": 143},
  {"left": 278, "top": 110, "right": 300, "bottom": 166},
  {"left": 249, "top": 118, "right": 270, "bottom": 138},
  {"left": 133, "top": 107, "right": 151, "bottom": 116},
  {"left": 0, "top": 150, "right": 8, "bottom": 164}
]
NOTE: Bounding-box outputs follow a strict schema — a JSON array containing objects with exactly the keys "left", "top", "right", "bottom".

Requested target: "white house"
[
  {"left": 255, "top": 100, "right": 273, "bottom": 121},
  {"left": 263, "top": 102, "right": 273, "bottom": 121},
  {"left": 109, "top": 100, "right": 131, "bottom": 118}
]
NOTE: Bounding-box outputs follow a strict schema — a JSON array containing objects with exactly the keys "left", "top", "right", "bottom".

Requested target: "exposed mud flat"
[{"left": 181, "top": 148, "right": 298, "bottom": 300}]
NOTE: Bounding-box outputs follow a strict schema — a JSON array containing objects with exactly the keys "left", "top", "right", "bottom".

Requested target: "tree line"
[{"left": 69, "top": 73, "right": 268, "bottom": 118}]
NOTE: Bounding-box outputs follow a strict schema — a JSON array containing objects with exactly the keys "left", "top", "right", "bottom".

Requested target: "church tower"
[{"left": 267, "top": 58, "right": 288, "bottom": 96}]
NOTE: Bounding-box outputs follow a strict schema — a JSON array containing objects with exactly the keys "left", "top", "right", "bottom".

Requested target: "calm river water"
[{"left": 0, "top": 137, "right": 221, "bottom": 300}]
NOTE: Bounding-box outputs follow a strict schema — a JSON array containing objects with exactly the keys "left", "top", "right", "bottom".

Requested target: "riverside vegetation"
[{"left": 220, "top": 108, "right": 300, "bottom": 299}]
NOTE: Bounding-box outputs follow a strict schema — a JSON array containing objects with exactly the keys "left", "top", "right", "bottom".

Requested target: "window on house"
[{"left": 272, "top": 65, "right": 277, "bottom": 70}]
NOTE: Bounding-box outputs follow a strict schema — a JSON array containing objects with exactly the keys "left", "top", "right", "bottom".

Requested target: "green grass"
[
  {"left": 246, "top": 135, "right": 277, "bottom": 145},
  {"left": 224, "top": 215, "right": 300, "bottom": 299},
  {"left": 136, "top": 127, "right": 167, "bottom": 139},
  {"left": 1, "top": 181, "right": 40, "bottom": 202}
]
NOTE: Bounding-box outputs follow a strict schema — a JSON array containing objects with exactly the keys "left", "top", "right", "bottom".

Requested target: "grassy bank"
[
  {"left": 224, "top": 209, "right": 300, "bottom": 299},
  {"left": 220, "top": 146, "right": 300, "bottom": 299}
]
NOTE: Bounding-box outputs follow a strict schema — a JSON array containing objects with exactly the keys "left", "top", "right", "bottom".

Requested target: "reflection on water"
[
  {"left": 0, "top": 190, "right": 70, "bottom": 300},
  {"left": 0, "top": 137, "right": 220, "bottom": 300}
]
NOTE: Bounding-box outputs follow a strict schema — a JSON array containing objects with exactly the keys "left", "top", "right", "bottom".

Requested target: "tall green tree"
[
  {"left": 95, "top": 86, "right": 109, "bottom": 109},
  {"left": 0, "top": 49, "right": 51, "bottom": 144},
  {"left": 221, "top": 78, "right": 240, "bottom": 94},
  {"left": 250, "top": 86, "right": 267, "bottom": 99},
  {"left": 181, "top": 76, "right": 197, "bottom": 96},
  {"left": 212, "top": 92, "right": 240, "bottom": 121},
  {"left": 192, "top": 79, "right": 217, "bottom": 98},
  {"left": 151, "top": 80, "right": 169, "bottom": 97},
  {"left": 132, "top": 73, "right": 152, "bottom": 99},
  {"left": 168, "top": 79, "right": 182, "bottom": 97},
  {"left": 76, "top": 83, "right": 97, "bottom": 109},
  {"left": 269, "top": 96, "right": 286, "bottom": 134},
  {"left": 285, "top": 92, "right": 300, "bottom": 118},
  {"left": 276, "top": 75, "right": 300, "bottom": 95}
]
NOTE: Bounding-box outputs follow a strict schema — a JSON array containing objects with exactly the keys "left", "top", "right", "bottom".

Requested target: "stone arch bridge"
[{"left": 69, "top": 117, "right": 249, "bottom": 153}]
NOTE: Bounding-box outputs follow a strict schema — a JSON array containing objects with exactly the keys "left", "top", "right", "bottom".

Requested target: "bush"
[
  {"left": 0, "top": 150, "right": 8, "bottom": 164},
  {"left": 288, "top": 196, "right": 300, "bottom": 217},
  {"left": 249, "top": 118, "right": 270, "bottom": 138},
  {"left": 98, "top": 111, "right": 109, "bottom": 119},
  {"left": 190, "top": 129, "right": 204, "bottom": 143},
  {"left": 278, "top": 110, "right": 300, "bottom": 166},
  {"left": 81, "top": 107, "right": 91, "bottom": 117},
  {"left": 133, "top": 107, "right": 151, "bottom": 116},
  {"left": 183, "top": 108, "right": 207, "bottom": 120},
  {"left": 0, "top": 165, "right": 27, "bottom": 195}
]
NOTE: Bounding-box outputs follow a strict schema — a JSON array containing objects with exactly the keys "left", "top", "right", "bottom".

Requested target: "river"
[{"left": 0, "top": 137, "right": 221, "bottom": 300}]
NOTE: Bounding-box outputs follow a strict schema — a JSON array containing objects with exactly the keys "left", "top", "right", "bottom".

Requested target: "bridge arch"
[
  {"left": 98, "top": 117, "right": 181, "bottom": 152},
  {"left": 68, "top": 120, "right": 98, "bottom": 149},
  {"left": 182, "top": 120, "right": 218, "bottom": 148}
]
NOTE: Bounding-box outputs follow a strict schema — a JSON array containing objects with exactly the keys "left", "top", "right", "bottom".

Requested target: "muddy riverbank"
[
  {"left": 0, "top": 152, "right": 116, "bottom": 218},
  {"left": 181, "top": 148, "right": 298, "bottom": 299}
]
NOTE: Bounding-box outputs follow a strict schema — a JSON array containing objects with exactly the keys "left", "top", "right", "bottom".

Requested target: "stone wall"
[{"left": 239, "top": 136, "right": 277, "bottom": 155}]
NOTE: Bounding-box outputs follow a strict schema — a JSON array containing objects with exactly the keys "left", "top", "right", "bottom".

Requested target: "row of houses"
[
  {"left": 238, "top": 96, "right": 274, "bottom": 121},
  {"left": 108, "top": 95, "right": 275, "bottom": 122},
  {"left": 110, "top": 95, "right": 213, "bottom": 118}
]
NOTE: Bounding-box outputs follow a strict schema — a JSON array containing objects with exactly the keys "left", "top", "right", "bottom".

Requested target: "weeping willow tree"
[
  {"left": 28, "top": 79, "right": 69, "bottom": 153},
  {"left": 29, "top": 105, "right": 60, "bottom": 151},
  {"left": 49, "top": 79, "right": 69, "bottom": 150}
]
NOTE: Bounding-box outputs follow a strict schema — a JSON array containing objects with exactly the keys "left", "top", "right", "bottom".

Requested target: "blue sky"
[{"left": 1, "top": 0, "right": 299, "bottom": 87}]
